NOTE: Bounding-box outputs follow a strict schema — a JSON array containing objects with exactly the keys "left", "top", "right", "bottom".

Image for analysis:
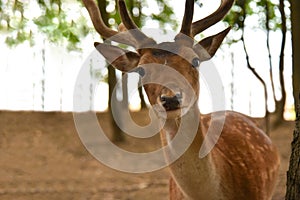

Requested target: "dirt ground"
[{"left": 0, "top": 110, "right": 295, "bottom": 200}]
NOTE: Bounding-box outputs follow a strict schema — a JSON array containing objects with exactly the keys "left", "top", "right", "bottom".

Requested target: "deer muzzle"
[{"left": 160, "top": 92, "right": 183, "bottom": 111}]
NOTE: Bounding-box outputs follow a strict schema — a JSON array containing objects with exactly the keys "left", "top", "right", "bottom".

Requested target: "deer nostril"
[
  {"left": 161, "top": 96, "right": 167, "bottom": 102},
  {"left": 160, "top": 94, "right": 182, "bottom": 111}
]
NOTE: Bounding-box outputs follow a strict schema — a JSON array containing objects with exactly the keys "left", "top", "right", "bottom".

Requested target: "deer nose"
[{"left": 160, "top": 93, "right": 182, "bottom": 111}]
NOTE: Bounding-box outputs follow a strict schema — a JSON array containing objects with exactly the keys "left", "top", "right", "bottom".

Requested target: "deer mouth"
[{"left": 153, "top": 92, "right": 189, "bottom": 119}]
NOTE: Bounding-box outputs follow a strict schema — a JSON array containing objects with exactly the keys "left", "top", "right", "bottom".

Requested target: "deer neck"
[
  {"left": 159, "top": 105, "right": 220, "bottom": 199},
  {"left": 160, "top": 104, "right": 200, "bottom": 142}
]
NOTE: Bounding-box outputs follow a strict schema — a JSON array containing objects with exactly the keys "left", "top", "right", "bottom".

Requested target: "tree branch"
[
  {"left": 240, "top": 1, "right": 269, "bottom": 134},
  {"left": 265, "top": 0, "right": 276, "bottom": 103}
]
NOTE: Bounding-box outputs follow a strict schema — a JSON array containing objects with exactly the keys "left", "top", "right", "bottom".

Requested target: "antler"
[
  {"left": 82, "top": 0, "right": 155, "bottom": 48},
  {"left": 83, "top": 0, "right": 233, "bottom": 48},
  {"left": 174, "top": 0, "right": 195, "bottom": 45},
  {"left": 179, "top": 0, "right": 195, "bottom": 36},
  {"left": 82, "top": 0, "right": 115, "bottom": 38},
  {"left": 176, "top": 0, "right": 234, "bottom": 43},
  {"left": 118, "top": 0, "right": 156, "bottom": 47},
  {"left": 191, "top": 0, "right": 234, "bottom": 37}
]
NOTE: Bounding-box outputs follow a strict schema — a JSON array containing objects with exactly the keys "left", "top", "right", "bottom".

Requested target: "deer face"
[
  {"left": 95, "top": 29, "right": 229, "bottom": 118},
  {"left": 85, "top": 0, "right": 234, "bottom": 118},
  {"left": 136, "top": 42, "right": 200, "bottom": 118}
]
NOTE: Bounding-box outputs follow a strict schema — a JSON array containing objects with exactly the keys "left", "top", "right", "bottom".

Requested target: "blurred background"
[
  {"left": 0, "top": 0, "right": 298, "bottom": 119},
  {"left": 0, "top": 0, "right": 299, "bottom": 199}
]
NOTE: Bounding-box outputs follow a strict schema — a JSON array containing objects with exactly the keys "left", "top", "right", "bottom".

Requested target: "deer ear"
[
  {"left": 94, "top": 42, "right": 140, "bottom": 72},
  {"left": 194, "top": 27, "right": 231, "bottom": 61}
]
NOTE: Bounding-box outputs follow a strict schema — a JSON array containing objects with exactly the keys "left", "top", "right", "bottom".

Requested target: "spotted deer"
[{"left": 82, "top": 0, "right": 280, "bottom": 199}]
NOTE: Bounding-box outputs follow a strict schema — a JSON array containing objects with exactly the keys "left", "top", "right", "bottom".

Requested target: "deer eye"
[{"left": 191, "top": 57, "right": 201, "bottom": 68}]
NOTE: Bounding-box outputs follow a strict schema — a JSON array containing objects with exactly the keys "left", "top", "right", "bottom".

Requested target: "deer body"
[
  {"left": 82, "top": 0, "right": 280, "bottom": 199},
  {"left": 162, "top": 109, "right": 279, "bottom": 200}
]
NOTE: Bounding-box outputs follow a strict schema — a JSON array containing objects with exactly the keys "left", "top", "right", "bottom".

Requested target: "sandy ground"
[{"left": 0, "top": 110, "right": 295, "bottom": 200}]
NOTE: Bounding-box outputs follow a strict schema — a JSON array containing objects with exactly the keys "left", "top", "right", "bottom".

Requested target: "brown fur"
[{"left": 164, "top": 111, "right": 280, "bottom": 200}]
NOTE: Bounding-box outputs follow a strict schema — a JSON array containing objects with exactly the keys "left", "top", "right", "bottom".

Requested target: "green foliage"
[
  {"left": 223, "top": 0, "right": 283, "bottom": 37},
  {"left": 108, "top": 0, "right": 177, "bottom": 32},
  {"left": 33, "top": 3, "right": 89, "bottom": 50},
  {"left": 151, "top": 0, "right": 178, "bottom": 30},
  {"left": 5, "top": 31, "right": 34, "bottom": 46},
  {"left": 0, "top": 0, "right": 287, "bottom": 50},
  {"left": 0, "top": 0, "right": 91, "bottom": 50},
  {"left": 0, "top": 0, "right": 32, "bottom": 46},
  {"left": 0, "top": 0, "right": 177, "bottom": 51}
]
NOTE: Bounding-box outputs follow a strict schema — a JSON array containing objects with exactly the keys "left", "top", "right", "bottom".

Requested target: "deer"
[{"left": 82, "top": 0, "right": 280, "bottom": 199}]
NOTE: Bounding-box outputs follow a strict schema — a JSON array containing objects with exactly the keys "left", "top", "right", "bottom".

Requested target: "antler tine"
[
  {"left": 82, "top": 0, "right": 136, "bottom": 47},
  {"left": 118, "top": 0, "right": 156, "bottom": 48},
  {"left": 180, "top": 0, "right": 195, "bottom": 36},
  {"left": 191, "top": 0, "right": 234, "bottom": 37},
  {"left": 118, "top": 0, "right": 138, "bottom": 30}
]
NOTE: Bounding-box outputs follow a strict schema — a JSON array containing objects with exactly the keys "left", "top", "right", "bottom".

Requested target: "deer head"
[{"left": 83, "top": 0, "right": 234, "bottom": 118}]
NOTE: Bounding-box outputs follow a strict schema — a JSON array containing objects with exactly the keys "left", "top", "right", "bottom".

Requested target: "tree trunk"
[
  {"left": 98, "top": 0, "right": 124, "bottom": 142},
  {"left": 127, "top": 0, "right": 147, "bottom": 109},
  {"left": 122, "top": 73, "right": 129, "bottom": 107},
  {"left": 272, "top": 0, "right": 287, "bottom": 125},
  {"left": 139, "top": 83, "right": 147, "bottom": 109},
  {"left": 286, "top": 93, "right": 300, "bottom": 199},
  {"left": 290, "top": 0, "right": 300, "bottom": 108},
  {"left": 239, "top": 0, "right": 269, "bottom": 134},
  {"left": 108, "top": 65, "right": 124, "bottom": 142}
]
